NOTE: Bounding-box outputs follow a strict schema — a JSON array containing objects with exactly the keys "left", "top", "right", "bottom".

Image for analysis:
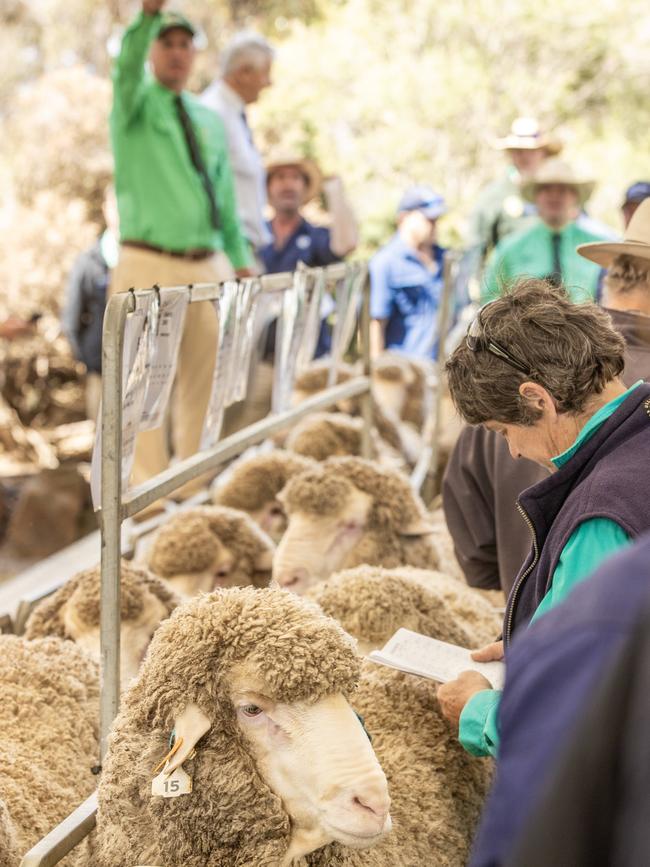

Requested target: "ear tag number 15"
[{"left": 151, "top": 762, "right": 192, "bottom": 798}]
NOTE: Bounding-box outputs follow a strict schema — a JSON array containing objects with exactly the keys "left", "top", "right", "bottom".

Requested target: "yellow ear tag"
[{"left": 151, "top": 761, "right": 192, "bottom": 798}]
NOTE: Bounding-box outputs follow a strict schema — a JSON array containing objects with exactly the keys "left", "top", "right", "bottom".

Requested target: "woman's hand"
[
  {"left": 437, "top": 671, "right": 493, "bottom": 730},
  {"left": 471, "top": 640, "right": 504, "bottom": 663}
]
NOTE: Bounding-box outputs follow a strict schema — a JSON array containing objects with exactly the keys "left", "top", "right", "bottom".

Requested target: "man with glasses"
[{"left": 435, "top": 280, "right": 650, "bottom": 761}]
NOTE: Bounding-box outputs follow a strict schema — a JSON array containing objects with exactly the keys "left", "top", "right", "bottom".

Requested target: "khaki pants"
[
  {"left": 85, "top": 371, "right": 102, "bottom": 421},
  {"left": 110, "top": 245, "right": 233, "bottom": 488}
]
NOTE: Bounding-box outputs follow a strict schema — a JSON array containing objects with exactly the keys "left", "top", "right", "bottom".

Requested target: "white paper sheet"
[{"left": 368, "top": 628, "right": 505, "bottom": 690}]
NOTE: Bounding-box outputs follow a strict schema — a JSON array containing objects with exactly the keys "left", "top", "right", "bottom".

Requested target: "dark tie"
[
  {"left": 240, "top": 110, "right": 254, "bottom": 146},
  {"left": 175, "top": 95, "right": 220, "bottom": 229},
  {"left": 549, "top": 232, "right": 563, "bottom": 287}
]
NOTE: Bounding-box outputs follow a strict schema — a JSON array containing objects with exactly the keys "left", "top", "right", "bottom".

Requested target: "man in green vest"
[
  {"left": 481, "top": 159, "right": 608, "bottom": 303},
  {"left": 110, "top": 0, "right": 253, "bottom": 489}
]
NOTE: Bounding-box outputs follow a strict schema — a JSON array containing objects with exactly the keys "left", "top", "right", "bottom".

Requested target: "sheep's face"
[
  {"left": 250, "top": 498, "right": 288, "bottom": 544},
  {"left": 164, "top": 540, "right": 236, "bottom": 596},
  {"left": 61, "top": 585, "right": 169, "bottom": 687},
  {"left": 273, "top": 486, "right": 373, "bottom": 593},
  {"left": 228, "top": 669, "right": 391, "bottom": 860}
]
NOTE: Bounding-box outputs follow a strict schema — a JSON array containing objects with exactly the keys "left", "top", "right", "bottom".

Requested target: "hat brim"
[
  {"left": 576, "top": 240, "right": 650, "bottom": 268},
  {"left": 521, "top": 179, "right": 594, "bottom": 206},
  {"left": 494, "top": 136, "right": 562, "bottom": 155},
  {"left": 419, "top": 204, "right": 447, "bottom": 220},
  {"left": 266, "top": 159, "right": 322, "bottom": 201}
]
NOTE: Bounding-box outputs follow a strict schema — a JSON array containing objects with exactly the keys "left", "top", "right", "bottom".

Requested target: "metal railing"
[{"left": 18, "top": 261, "right": 372, "bottom": 867}]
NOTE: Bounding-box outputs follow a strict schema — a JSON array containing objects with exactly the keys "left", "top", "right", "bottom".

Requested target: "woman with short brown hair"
[{"left": 437, "top": 279, "right": 650, "bottom": 759}]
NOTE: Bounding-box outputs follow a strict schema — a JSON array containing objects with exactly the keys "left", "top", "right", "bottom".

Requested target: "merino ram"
[
  {"left": 273, "top": 457, "right": 447, "bottom": 592},
  {"left": 90, "top": 586, "right": 489, "bottom": 866},
  {"left": 0, "top": 636, "right": 99, "bottom": 864},
  {"left": 145, "top": 505, "right": 274, "bottom": 595},
  {"left": 24, "top": 562, "right": 179, "bottom": 685},
  {"left": 211, "top": 451, "right": 317, "bottom": 543}
]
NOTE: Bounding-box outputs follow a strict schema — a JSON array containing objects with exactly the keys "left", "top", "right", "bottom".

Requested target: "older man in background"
[
  {"left": 481, "top": 158, "right": 608, "bottom": 302},
  {"left": 201, "top": 33, "right": 274, "bottom": 260},
  {"left": 110, "top": 0, "right": 252, "bottom": 489}
]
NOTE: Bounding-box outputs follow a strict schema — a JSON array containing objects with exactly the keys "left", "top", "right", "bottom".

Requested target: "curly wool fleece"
[
  {"left": 24, "top": 561, "right": 178, "bottom": 639},
  {"left": 212, "top": 450, "right": 316, "bottom": 513},
  {"left": 94, "top": 586, "right": 361, "bottom": 866}
]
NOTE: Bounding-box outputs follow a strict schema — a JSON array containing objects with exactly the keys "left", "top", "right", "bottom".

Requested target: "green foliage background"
[{"left": 2, "top": 0, "right": 650, "bottom": 310}]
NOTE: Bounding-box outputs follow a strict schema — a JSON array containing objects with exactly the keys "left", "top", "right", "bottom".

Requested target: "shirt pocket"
[{"left": 390, "top": 266, "right": 439, "bottom": 315}]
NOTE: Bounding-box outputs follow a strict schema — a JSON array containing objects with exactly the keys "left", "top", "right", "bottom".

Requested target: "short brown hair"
[
  {"left": 446, "top": 279, "right": 625, "bottom": 425},
  {"left": 604, "top": 254, "right": 650, "bottom": 296}
]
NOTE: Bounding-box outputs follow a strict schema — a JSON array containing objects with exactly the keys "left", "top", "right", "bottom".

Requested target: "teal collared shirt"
[
  {"left": 481, "top": 219, "right": 606, "bottom": 304},
  {"left": 458, "top": 382, "right": 642, "bottom": 758},
  {"left": 110, "top": 11, "right": 251, "bottom": 267}
]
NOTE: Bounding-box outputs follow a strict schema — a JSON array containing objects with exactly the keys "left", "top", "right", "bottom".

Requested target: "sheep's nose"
[
  {"left": 276, "top": 567, "right": 308, "bottom": 590},
  {"left": 350, "top": 789, "right": 391, "bottom": 824}
]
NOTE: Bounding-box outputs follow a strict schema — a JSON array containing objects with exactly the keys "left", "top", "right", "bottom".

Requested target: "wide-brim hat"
[
  {"left": 521, "top": 158, "right": 595, "bottom": 206},
  {"left": 494, "top": 117, "right": 562, "bottom": 155},
  {"left": 265, "top": 153, "right": 322, "bottom": 201},
  {"left": 577, "top": 197, "right": 650, "bottom": 268}
]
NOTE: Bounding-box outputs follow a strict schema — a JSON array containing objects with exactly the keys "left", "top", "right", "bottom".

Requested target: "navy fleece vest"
[{"left": 504, "top": 383, "right": 650, "bottom": 645}]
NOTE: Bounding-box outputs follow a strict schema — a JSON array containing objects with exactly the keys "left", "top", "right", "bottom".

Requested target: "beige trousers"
[
  {"left": 110, "top": 245, "right": 233, "bottom": 488},
  {"left": 85, "top": 371, "right": 102, "bottom": 421}
]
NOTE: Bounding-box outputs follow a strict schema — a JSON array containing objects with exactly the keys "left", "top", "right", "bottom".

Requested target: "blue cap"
[
  {"left": 397, "top": 185, "right": 447, "bottom": 220},
  {"left": 624, "top": 182, "right": 650, "bottom": 205}
]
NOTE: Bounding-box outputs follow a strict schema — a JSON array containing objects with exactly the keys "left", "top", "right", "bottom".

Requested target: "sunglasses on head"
[{"left": 465, "top": 303, "right": 533, "bottom": 376}]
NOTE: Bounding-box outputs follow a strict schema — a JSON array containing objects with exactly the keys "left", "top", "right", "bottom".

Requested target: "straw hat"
[
  {"left": 265, "top": 153, "right": 322, "bottom": 201},
  {"left": 494, "top": 117, "right": 562, "bottom": 154},
  {"left": 521, "top": 158, "right": 595, "bottom": 206},
  {"left": 577, "top": 198, "right": 650, "bottom": 268}
]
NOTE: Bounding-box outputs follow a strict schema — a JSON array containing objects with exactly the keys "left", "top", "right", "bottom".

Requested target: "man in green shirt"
[
  {"left": 110, "top": 0, "right": 253, "bottom": 488},
  {"left": 481, "top": 159, "right": 608, "bottom": 304},
  {"left": 466, "top": 118, "right": 561, "bottom": 261}
]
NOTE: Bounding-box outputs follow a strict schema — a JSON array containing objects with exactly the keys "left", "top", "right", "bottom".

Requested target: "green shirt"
[
  {"left": 110, "top": 11, "right": 251, "bottom": 268},
  {"left": 481, "top": 219, "right": 606, "bottom": 304},
  {"left": 458, "top": 383, "right": 642, "bottom": 758},
  {"left": 466, "top": 167, "right": 536, "bottom": 255}
]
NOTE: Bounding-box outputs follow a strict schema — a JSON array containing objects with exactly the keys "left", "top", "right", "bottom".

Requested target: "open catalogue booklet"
[{"left": 367, "top": 628, "right": 505, "bottom": 690}]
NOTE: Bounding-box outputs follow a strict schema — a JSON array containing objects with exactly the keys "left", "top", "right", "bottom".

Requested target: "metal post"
[
  {"left": 99, "top": 291, "right": 134, "bottom": 761},
  {"left": 424, "top": 251, "right": 457, "bottom": 501},
  {"left": 358, "top": 266, "right": 374, "bottom": 460}
]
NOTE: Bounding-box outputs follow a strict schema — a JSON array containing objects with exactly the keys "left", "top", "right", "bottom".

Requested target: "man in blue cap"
[
  {"left": 369, "top": 185, "right": 447, "bottom": 360},
  {"left": 622, "top": 181, "right": 650, "bottom": 227}
]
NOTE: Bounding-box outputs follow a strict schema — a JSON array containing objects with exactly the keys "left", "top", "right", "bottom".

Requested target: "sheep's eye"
[
  {"left": 341, "top": 519, "right": 361, "bottom": 532},
  {"left": 269, "top": 504, "right": 284, "bottom": 517},
  {"left": 215, "top": 567, "right": 230, "bottom": 577},
  {"left": 242, "top": 704, "right": 262, "bottom": 717}
]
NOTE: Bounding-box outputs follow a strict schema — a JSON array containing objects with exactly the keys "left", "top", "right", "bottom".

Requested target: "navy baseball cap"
[
  {"left": 623, "top": 182, "right": 650, "bottom": 205},
  {"left": 397, "top": 185, "right": 447, "bottom": 220}
]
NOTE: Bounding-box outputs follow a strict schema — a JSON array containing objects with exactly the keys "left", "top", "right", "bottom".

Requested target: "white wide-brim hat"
[
  {"left": 494, "top": 117, "right": 562, "bottom": 154},
  {"left": 521, "top": 158, "right": 595, "bottom": 206},
  {"left": 577, "top": 197, "right": 650, "bottom": 268}
]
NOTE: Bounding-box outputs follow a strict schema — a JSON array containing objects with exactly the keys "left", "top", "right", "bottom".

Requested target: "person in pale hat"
[
  {"left": 482, "top": 157, "right": 609, "bottom": 303},
  {"left": 260, "top": 153, "right": 358, "bottom": 275},
  {"left": 466, "top": 117, "right": 562, "bottom": 258},
  {"left": 369, "top": 185, "right": 448, "bottom": 360}
]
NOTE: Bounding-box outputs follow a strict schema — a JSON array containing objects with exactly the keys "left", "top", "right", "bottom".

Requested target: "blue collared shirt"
[
  {"left": 369, "top": 234, "right": 445, "bottom": 360},
  {"left": 259, "top": 217, "right": 341, "bottom": 274}
]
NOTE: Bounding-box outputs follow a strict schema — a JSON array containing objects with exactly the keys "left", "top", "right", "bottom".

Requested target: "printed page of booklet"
[{"left": 368, "top": 628, "right": 505, "bottom": 690}]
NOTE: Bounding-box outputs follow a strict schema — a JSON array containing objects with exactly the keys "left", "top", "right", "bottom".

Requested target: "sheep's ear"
[
  {"left": 166, "top": 704, "right": 211, "bottom": 773},
  {"left": 254, "top": 549, "right": 274, "bottom": 571},
  {"left": 400, "top": 517, "right": 436, "bottom": 537}
]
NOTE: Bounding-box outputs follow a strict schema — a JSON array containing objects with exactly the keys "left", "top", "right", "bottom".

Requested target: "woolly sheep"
[
  {"left": 91, "top": 587, "right": 400, "bottom": 865},
  {"left": 284, "top": 412, "right": 406, "bottom": 470},
  {"left": 24, "top": 562, "right": 179, "bottom": 686},
  {"left": 92, "top": 586, "right": 490, "bottom": 866},
  {"left": 0, "top": 636, "right": 99, "bottom": 864},
  {"left": 145, "top": 505, "right": 275, "bottom": 596},
  {"left": 310, "top": 565, "right": 501, "bottom": 652},
  {"left": 371, "top": 353, "right": 433, "bottom": 432},
  {"left": 211, "top": 451, "right": 317, "bottom": 543},
  {"left": 290, "top": 360, "right": 422, "bottom": 465},
  {"left": 273, "top": 457, "right": 446, "bottom": 593}
]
